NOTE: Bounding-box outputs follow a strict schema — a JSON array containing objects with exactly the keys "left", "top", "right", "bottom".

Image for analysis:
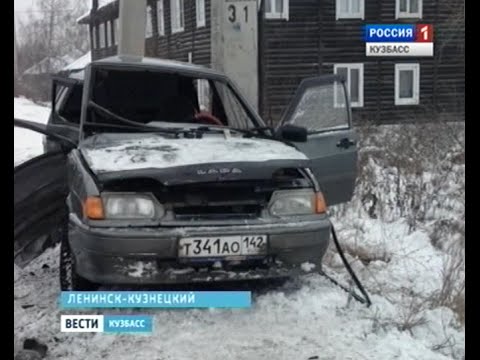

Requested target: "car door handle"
[{"left": 336, "top": 138, "right": 356, "bottom": 149}]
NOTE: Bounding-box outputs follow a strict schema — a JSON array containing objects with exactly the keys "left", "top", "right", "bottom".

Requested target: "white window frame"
[
  {"left": 334, "top": 63, "right": 364, "bottom": 108},
  {"left": 145, "top": 5, "right": 153, "bottom": 38},
  {"left": 395, "top": 63, "right": 420, "bottom": 105},
  {"left": 170, "top": 0, "right": 185, "bottom": 34},
  {"left": 113, "top": 18, "right": 118, "bottom": 45},
  {"left": 157, "top": 0, "right": 165, "bottom": 36},
  {"left": 336, "top": 0, "right": 365, "bottom": 20},
  {"left": 91, "top": 26, "right": 98, "bottom": 49},
  {"left": 98, "top": 22, "right": 106, "bottom": 48},
  {"left": 265, "top": 0, "right": 289, "bottom": 20},
  {"left": 396, "top": 0, "right": 423, "bottom": 19},
  {"left": 106, "top": 20, "right": 112, "bottom": 47},
  {"left": 196, "top": 0, "right": 206, "bottom": 28}
]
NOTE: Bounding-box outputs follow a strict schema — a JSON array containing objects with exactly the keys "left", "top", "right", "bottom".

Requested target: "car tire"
[{"left": 59, "top": 221, "right": 98, "bottom": 291}]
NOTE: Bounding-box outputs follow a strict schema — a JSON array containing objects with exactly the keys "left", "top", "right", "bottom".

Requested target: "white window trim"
[
  {"left": 396, "top": 0, "right": 423, "bottom": 19},
  {"left": 170, "top": 0, "right": 184, "bottom": 34},
  {"left": 395, "top": 63, "right": 420, "bottom": 105},
  {"left": 334, "top": 63, "right": 364, "bottom": 108},
  {"left": 106, "top": 20, "right": 112, "bottom": 47},
  {"left": 336, "top": 0, "right": 365, "bottom": 20},
  {"left": 157, "top": 1, "right": 165, "bottom": 36},
  {"left": 196, "top": 0, "right": 206, "bottom": 28},
  {"left": 98, "top": 22, "right": 106, "bottom": 48},
  {"left": 92, "top": 26, "right": 98, "bottom": 49},
  {"left": 145, "top": 6, "right": 153, "bottom": 38},
  {"left": 265, "top": 0, "right": 289, "bottom": 20},
  {"left": 113, "top": 18, "right": 118, "bottom": 45}
]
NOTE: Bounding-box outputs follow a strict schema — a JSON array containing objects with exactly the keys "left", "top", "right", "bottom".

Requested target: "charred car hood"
[{"left": 79, "top": 133, "right": 311, "bottom": 185}]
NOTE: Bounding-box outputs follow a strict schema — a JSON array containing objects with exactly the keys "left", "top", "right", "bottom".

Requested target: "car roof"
[
  {"left": 61, "top": 55, "right": 227, "bottom": 82},
  {"left": 92, "top": 55, "right": 227, "bottom": 79}
]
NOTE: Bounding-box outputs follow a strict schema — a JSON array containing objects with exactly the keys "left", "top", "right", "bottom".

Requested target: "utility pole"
[{"left": 118, "top": 0, "right": 146, "bottom": 57}]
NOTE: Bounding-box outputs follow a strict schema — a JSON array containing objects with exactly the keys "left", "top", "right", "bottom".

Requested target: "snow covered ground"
[
  {"left": 14, "top": 97, "right": 50, "bottom": 166},
  {"left": 14, "top": 98, "right": 465, "bottom": 360}
]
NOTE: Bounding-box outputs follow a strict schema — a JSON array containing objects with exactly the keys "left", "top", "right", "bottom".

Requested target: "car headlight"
[
  {"left": 268, "top": 189, "right": 326, "bottom": 216},
  {"left": 83, "top": 193, "right": 163, "bottom": 220}
]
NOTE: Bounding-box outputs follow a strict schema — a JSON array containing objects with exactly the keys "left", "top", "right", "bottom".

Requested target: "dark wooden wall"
[
  {"left": 155, "top": 0, "right": 211, "bottom": 66},
  {"left": 259, "top": 0, "right": 322, "bottom": 125},
  {"left": 88, "top": 1, "right": 211, "bottom": 66},
  {"left": 260, "top": 0, "right": 464, "bottom": 124}
]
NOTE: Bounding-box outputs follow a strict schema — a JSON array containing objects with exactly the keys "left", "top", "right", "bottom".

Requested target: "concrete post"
[{"left": 118, "top": 0, "right": 147, "bottom": 57}]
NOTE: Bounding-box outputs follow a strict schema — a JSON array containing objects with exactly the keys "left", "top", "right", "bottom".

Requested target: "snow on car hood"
[{"left": 80, "top": 134, "right": 308, "bottom": 173}]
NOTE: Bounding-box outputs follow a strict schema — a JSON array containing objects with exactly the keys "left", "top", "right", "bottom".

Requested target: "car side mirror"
[{"left": 275, "top": 124, "right": 308, "bottom": 143}]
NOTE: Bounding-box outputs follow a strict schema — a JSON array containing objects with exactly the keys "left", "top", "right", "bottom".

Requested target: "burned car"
[{"left": 14, "top": 56, "right": 357, "bottom": 290}]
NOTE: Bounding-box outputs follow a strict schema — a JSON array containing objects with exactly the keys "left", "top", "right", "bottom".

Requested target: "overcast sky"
[
  {"left": 14, "top": 0, "right": 35, "bottom": 15},
  {"left": 14, "top": 0, "right": 90, "bottom": 25}
]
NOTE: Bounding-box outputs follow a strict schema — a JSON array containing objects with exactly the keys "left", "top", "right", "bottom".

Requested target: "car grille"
[
  {"left": 102, "top": 169, "right": 308, "bottom": 222},
  {"left": 157, "top": 182, "right": 272, "bottom": 221},
  {"left": 173, "top": 204, "right": 262, "bottom": 220}
]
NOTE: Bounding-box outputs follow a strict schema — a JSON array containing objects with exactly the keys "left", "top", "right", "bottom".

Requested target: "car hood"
[{"left": 79, "top": 133, "right": 310, "bottom": 185}]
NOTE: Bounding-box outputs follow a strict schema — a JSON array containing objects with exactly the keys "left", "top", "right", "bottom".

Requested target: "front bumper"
[{"left": 69, "top": 214, "right": 331, "bottom": 285}]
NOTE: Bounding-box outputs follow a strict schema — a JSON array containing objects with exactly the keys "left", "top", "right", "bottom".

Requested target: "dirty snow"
[
  {"left": 14, "top": 97, "right": 464, "bottom": 359},
  {"left": 300, "top": 262, "right": 316, "bottom": 272},
  {"left": 126, "top": 261, "right": 158, "bottom": 278},
  {"left": 81, "top": 136, "right": 308, "bottom": 173}
]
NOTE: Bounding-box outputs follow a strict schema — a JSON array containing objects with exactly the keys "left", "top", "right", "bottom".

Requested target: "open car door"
[
  {"left": 14, "top": 120, "right": 77, "bottom": 268},
  {"left": 280, "top": 75, "right": 357, "bottom": 206}
]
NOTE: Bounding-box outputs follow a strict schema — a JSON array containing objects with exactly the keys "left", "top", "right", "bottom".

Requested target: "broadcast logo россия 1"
[{"left": 365, "top": 24, "right": 434, "bottom": 57}]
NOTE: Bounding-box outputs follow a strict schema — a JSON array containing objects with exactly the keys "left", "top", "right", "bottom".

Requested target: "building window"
[
  {"left": 196, "top": 0, "right": 206, "bottom": 28},
  {"left": 146, "top": 5, "right": 153, "bottom": 38},
  {"left": 396, "top": 0, "right": 422, "bottom": 18},
  {"left": 98, "top": 22, "right": 106, "bottom": 48},
  {"left": 336, "top": 0, "right": 364, "bottom": 19},
  {"left": 170, "top": 0, "right": 185, "bottom": 33},
  {"left": 334, "top": 63, "right": 364, "bottom": 107},
  {"left": 157, "top": 0, "right": 165, "bottom": 36},
  {"left": 265, "top": 0, "right": 289, "bottom": 20},
  {"left": 395, "top": 63, "right": 420, "bottom": 105}
]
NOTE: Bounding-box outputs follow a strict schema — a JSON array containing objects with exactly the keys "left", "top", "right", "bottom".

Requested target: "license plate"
[{"left": 178, "top": 235, "right": 267, "bottom": 258}]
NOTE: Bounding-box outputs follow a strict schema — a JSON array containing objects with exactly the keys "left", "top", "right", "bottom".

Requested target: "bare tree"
[
  {"left": 17, "top": 0, "right": 89, "bottom": 73},
  {"left": 16, "top": 0, "right": 89, "bottom": 99}
]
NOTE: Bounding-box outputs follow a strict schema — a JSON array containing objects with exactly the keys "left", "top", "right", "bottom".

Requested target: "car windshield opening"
[{"left": 86, "top": 68, "right": 258, "bottom": 135}]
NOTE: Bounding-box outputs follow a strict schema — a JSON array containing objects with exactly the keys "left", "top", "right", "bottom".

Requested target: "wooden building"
[{"left": 78, "top": 0, "right": 465, "bottom": 124}]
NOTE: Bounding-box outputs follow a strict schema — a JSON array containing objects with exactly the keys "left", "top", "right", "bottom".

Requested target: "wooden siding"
[
  {"left": 156, "top": 0, "right": 211, "bottom": 66},
  {"left": 259, "top": 0, "right": 322, "bottom": 125},
  {"left": 88, "top": 1, "right": 119, "bottom": 60},
  {"left": 260, "top": 0, "right": 465, "bottom": 124},
  {"left": 87, "top": 0, "right": 212, "bottom": 67}
]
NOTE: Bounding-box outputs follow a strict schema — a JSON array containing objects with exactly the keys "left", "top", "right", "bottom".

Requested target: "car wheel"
[{"left": 59, "top": 222, "right": 98, "bottom": 291}]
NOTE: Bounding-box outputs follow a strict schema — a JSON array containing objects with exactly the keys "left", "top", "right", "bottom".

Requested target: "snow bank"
[{"left": 14, "top": 98, "right": 50, "bottom": 166}]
